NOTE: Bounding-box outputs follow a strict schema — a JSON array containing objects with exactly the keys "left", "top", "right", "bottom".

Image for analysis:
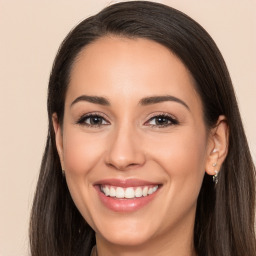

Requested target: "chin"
[
  {"left": 94, "top": 215, "right": 158, "bottom": 247},
  {"left": 98, "top": 227, "right": 154, "bottom": 247}
]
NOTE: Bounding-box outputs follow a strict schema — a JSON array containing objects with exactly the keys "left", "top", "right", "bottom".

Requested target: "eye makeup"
[
  {"left": 76, "top": 112, "right": 110, "bottom": 128},
  {"left": 144, "top": 112, "right": 179, "bottom": 128},
  {"left": 75, "top": 111, "right": 179, "bottom": 129}
]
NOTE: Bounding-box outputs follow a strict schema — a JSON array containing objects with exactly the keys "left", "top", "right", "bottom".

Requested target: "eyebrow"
[
  {"left": 139, "top": 95, "right": 190, "bottom": 111},
  {"left": 70, "top": 95, "right": 110, "bottom": 107},
  {"left": 70, "top": 94, "right": 190, "bottom": 111}
]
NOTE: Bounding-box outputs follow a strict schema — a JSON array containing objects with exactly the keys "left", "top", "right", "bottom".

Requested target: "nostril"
[{"left": 105, "top": 161, "right": 143, "bottom": 171}]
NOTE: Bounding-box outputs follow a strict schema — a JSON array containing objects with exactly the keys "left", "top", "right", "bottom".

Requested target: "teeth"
[
  {"left": 148, "top": 187, "right": 153, "bottom": 195},
  {"left": 142, "top": 187, "right": 148, "bottom": 196},
  {"left": 110, "top": 187, "right": 116, "bottom": 197},
  {"left": 101, "top": 185, "right": 159, "bottom": 199},
  {"left": 105, "top": 186, "right": 110, "bottom": 196},
  {"left": 125, "top": 187, "right": 135, "bottom": 198},
  {"left": 116, "top": 187, "right": 125, "bottom": 198},
  {"left": 135, "top": 187, "right": 143, "bottom": 197},
  {"left": 152, "top": 186, "right": 157, "bottom": 193},
  {"left": 102, "top": 186, "right": 110, "bottom": 196}
]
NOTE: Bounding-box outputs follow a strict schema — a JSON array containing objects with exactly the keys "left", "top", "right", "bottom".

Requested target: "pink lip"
[
  {"left": 94, "top": 178, "right": 159, "bottom": 187},
  {"left": 94, "top": 179, "right": 161, "bottom": 212}
]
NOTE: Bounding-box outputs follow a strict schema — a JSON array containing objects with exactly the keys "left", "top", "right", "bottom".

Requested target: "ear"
[
  {"left": 52, "top": 113, "right": 65, "bottom": 170},
  {"left": 205, "top": 115, "right": 229, "bottom": 176}
]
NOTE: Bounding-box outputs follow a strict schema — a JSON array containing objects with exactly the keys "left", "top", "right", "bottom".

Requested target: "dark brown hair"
[{"left": 30, "top": 1, "right": 256, "bottom": 255}]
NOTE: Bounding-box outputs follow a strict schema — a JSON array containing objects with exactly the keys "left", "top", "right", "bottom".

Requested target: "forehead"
[{"left": 66, "top": 36, "right": 202, "bottom": 112}]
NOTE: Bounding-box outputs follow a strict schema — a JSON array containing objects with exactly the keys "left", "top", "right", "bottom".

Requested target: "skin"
[{"left": 53, "top": 36, "right": 228, "bottom": 256}]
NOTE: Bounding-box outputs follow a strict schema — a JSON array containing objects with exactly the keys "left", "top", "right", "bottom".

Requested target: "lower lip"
[{"left": 95, "top": 186, "right": 160, "bottom": 212}]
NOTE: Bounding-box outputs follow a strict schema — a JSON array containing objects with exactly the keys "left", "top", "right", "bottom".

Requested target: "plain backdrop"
[{"left": 0, "top": 0, "right": 255, "bottom": 255}]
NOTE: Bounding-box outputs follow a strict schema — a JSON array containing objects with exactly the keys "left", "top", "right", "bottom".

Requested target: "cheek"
[
  {"left": 147, "top": 128, "right": 208, "bottom": 223},
  {"left": 147, "top": 126, "right": 207, "bottom": 193},
  {"left": 61, "top": 127, "right": 105, "bottom": 225},
  {"left": 155, "top": 128, "right": 206, "bottom": 171},
  {"left": 62, "top": 127, "right": 104, "bottom": 174}
]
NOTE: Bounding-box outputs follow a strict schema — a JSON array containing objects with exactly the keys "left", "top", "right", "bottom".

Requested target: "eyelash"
[
  {"left": 76, "top": 112, "right": 179, "bottom": 128},
  {"left": 76, "top": 112, "right": 109, "bottom": 128},
  {"left": 145, "top": 113, "right": 179, "bottom": 127}
]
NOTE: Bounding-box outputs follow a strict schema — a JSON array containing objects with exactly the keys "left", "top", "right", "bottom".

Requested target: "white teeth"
[
  {"left": 116, "top": 187, "right": 125, "bottom": 198},
  {"left": 125, "top": 187, "right": 135, "bottom": 198},
  {"left": 148, "top": 187, "right": 153, "bottom": 195},
  {"left": 142, "top": 187, "right": 148, "bottom": 196},
  {"left": 135, "top": 187, "right": 143, "bottom": 197},
  {"left": 110, "top": 187, "right": 116, "bottom": 197},
  {"left": 101, "top": 185, "right": 159, "bottom": 199},
  {"left": 152, "top": 186, "right": 158, "bottom": 192},
  {"left": 102, "top": 186, "right": 110, "bottom": 196},
  {"left": 105, "top": 186, "right": 110, "bottom": 196}
]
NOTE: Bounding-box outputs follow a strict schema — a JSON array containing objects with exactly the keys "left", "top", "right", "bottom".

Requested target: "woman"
[{"left": 29, "top": 1, "right": 256, "bottom": 255}]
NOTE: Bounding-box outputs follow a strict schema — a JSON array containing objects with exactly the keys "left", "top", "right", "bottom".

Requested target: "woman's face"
[{"left": 54, "top": 37, "right": 216, "bottom": 250}]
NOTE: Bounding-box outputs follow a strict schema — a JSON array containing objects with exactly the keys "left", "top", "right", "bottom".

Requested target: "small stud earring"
[
  {"left": 213, "top": 170, "right": 218, "bottom": 184},
  {"left": 212, "top": 162, "right": 217, "bottom": 167}
]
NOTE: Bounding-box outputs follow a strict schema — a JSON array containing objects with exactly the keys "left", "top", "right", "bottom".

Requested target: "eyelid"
[
  {"left": 75, "top": 111, "right": 179, "bottom": 128},
  {"left": 146, "top": 111, "right": 177, "bottom": 120},
  {"left": 76, "top": 111, "right": 110, "bottom": 125},
  {"left": 144, "top": 112, "right": 179, "bottom": 127}
]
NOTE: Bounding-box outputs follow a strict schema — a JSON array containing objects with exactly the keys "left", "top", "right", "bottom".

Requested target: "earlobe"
[
  {"left": 205, "top": 115, "right": 229, "bottom": 177},
  {"left": 52, "top": 113, "right": 65, "bottom": 170}
]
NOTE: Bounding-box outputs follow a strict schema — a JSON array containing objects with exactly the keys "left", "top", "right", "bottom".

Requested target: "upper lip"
[{"left": 94, "top": 178, "right": 160, "bottom": 188}]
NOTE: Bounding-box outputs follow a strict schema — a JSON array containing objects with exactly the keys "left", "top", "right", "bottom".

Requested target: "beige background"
[{"left": 0, "top": 0, "right": 255, "bottom": 255}]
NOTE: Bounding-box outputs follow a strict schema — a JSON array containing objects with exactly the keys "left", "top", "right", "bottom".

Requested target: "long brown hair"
[{"left": 30, "top": 1, "right": 256, "bottom": 255}]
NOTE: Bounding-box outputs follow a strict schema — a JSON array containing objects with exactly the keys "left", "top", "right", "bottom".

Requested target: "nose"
[{"left": 105, "top": 124, "right": 146, "bottom": 171}]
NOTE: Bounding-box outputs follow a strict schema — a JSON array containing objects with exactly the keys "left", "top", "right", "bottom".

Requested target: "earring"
[
  {"left": 212, "top": 162, "right": 217, "bottom": 167},
  {"left": 213, "top": 170, "right": 218, "bottom": 184}
]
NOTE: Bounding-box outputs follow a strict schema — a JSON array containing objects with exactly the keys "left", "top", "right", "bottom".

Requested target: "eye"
[
  {"left": 145, "top": 114, "right": 178, "bottom": 128},
  {"left": 77, "top": 113, "right": 109, "bottom": 127}
]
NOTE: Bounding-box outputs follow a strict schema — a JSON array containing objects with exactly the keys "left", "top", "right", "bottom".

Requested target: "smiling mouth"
[
  {"left": 100, "top": 185, "right": 159, "bottom": 199},
  {"left": 95, "top": 179, "right": 161, "bottom": 212}
]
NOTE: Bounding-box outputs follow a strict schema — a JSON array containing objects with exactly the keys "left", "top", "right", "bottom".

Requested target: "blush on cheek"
[
  {"left": 63, "top": 132, "right": 103, "bottom": 175},
  {"left": 152, "top": 132, "right": 206, "bottom": 178}
]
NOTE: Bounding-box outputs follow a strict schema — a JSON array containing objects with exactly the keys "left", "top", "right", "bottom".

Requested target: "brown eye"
[
  {"left": 146, "top": 114, "right": 178, "bottom": 127},
  {"left": 77, "top": 114, "right": 109, "bottom": 127},
  {"left": 87, "top": 116, "right": 105, "bottom": 125},
  {"left": 154, "top": 116, "right": 170, "bottom": 126}
]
